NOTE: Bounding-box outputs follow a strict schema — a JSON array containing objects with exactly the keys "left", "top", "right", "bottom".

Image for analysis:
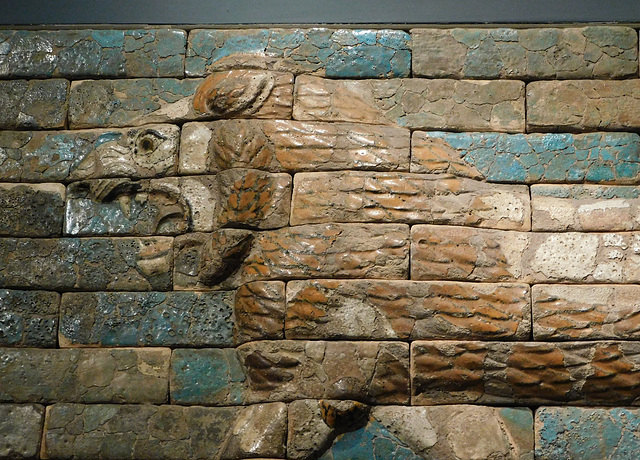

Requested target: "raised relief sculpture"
[{"left": 193, "top": 70, "right": 276, "bottom": 117}]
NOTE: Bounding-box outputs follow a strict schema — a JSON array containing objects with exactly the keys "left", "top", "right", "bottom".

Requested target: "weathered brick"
[
  {"left": 234, "top": 281, "right": 285, "bottom": 344},
  {"left": 173, "top": 224, "right": 409, "bottom": 290},
  {"left": 186, "top": 28, "right": 410, "bottom": 78},
  {"left": 0, "top": 183, "right": 65, "bottom": 237},
  {"left": 285, "top": 280, "right": 530, "bottom": 340},
  {"left": 179, "top": 119, "right": 409, "bottom": 174},
  {"left": 412, "top": 225, "right": 640, "bottom": 283},
  {"left": 59, "top": 291, "right": 235, "bottom": 347},
  {"left": 0, "top": 237, "right": 173, "bottom": 291},
  {"left": 411, "top": 131, "right": 640, "bottom": 184},
  {"left": 218, "top": 169, "right": 292, "bottom": 229},
  {"left": 412, "top": 27, "right": 638, "bottom": 79},
  {"left": 293, "top": 75, "right": 525, "bottom": 132},
  {"left": 0, "top": 348, "right": 169, "bottom": 403},
  {"left": 533, "top": 284, "right": 640, "bottom": 340},
  {"left": 412, "top": 341, "right": 640, "bottom": 405},
  {"left": 171, "top": 341, "right": 409, "bottom": 405},
  {"left": 41, "top": 403, "right": 287, "bottom": 460},
  {"left": 0, "top": 29, "right": 186, "bottom": 78},
  {"left": 69, "top": 71, "right": 293, "bottom": 128},
  {"left": 0, "top": 79, "right": 68, "bottom": 129},
  {"left": 532, "top": 184, "right": 640, "bottom": 231},
  {"left": 69, "top": 78, "right": 202, "bottom": 128},
  {"left": 65, "top": 176, "right": 218, "bottom": 236},
  {"left": 0, "top": 125, "right": 180, "bottom": 182},
  {"left": 0, "top": 404, "right": 44, "bottom": 459},
  {"left": 0, "top": 290, "right": 59, "bottom": 347},
  {"left": 528, "top": 80, "right": 640, "bottom": 132},
  {"left": 291, "top": 171, "right": 530, "bottom": 230},
  {"left": 535, "top": 407, "right": 640, "bottom": 460},
  {"left": 289, "top": 401, "right": 533, "bottom": 460}
]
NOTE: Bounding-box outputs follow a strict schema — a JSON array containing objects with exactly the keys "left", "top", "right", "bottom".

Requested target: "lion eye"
[{"left": 134, "top": 129, "right": 167, "bottom": 155}]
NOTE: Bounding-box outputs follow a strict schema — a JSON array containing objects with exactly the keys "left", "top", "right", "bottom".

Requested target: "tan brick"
[
  {"left": 285, "top": 280, "right": 530, "bottom": 340},
  {"left": 293, "top": 75, "right": 525, "bottom": 132},
  {"left": 533, "top": 284, "right": 640, "bottom": 340},
  {"left": 0, "top": 348, "right": 170, "bottom": 404},
  {"left": 174, "top": 224, "right": 409, "bottom": 290},
  {"left": 412, "top": 225, "right": 640, "bottom": 283},
  {"left": 412, "top": 27, "right": 638, "bottom": 79},
  {"left": 412, "top": 341, "right": 640, "bottom": 405},
  {"left": 527, "top": 80, "right": 640, "bottom": 132},
  {"left": 179, "top": 119, "right": 410, "bottom": 174},
  {"left": 532, "top": 184, "right": 640, "bottom": 231},
  {"left": 291, "top": 171, "right": 530, "bottom": 230}
]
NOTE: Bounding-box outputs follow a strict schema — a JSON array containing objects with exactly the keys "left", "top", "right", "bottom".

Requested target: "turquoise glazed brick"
[
  {"left": 59, "top": 291, "right": 234, "bottom": 347},
  {"left": 412, "top": 131, "right": 640, "bottom": 184},
  {"left": 536, "top": 407, "right": 640, "bottom": 460},
  {"left": 171, "top": 348, "right": 247, "bottom": 405},
  {"left": 0, "top": 290, "right": 59, "bottom": 347},
  {"left": 0, "top": 126, "right": 179, "bottom": 183},
  {"left": 319, "top": 420, "right": 422, "bottom": 460},
  {"left": 186, "top": 28, "right": 410, "bottom": 78},
  {"left": 0, "top": 29, "right": 186, "bottom": 78}
]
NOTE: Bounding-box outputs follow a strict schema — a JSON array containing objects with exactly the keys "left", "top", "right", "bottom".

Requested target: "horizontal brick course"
[
  {"left": 42, "top": 403, "right": 287, "bottom": 460},
  {"left": 411, "top": 131, "right": 640, "bottom": 184},
  {"left": 293, "top": 75, "right": 525, "bottom": 132},
  {"left": 0, "top": 125, "right": 180, "bottom": 183},
  {"left": 187, "top": 28, "right": 410, "bottom": 78},
  {"left": 0, "top": 29, "right": 186, "bottom": 78},
  {"left": 285, "top": 280, "right": 531, "bottom": 340},
  {"left": 290, "top": 171, "right": 530, "bottom": 230},
  {"left": 412, "top": 27, "right": 638, "bottom": 79},
  {"left": 179, "top": 119, "right": 410, "bottom": 174},
  {"left": 528, "top": 80, "right": 640, "bottom": 132},
  {"left": 0, "top": 348, "right": 170, "bottom": 403},
  {"left": 0, "top": 237, "right": 173, "bottom": 291},
  {"left": 171, "top": 341, "right": 410, "bottom": 405},
  {"left": 412, "top": 340, "right": 640, "bottom": 405}
]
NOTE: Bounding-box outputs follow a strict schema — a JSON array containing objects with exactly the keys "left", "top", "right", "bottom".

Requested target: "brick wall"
[{"left": 1, "top": 26, "right": 640, "bottom": 459}]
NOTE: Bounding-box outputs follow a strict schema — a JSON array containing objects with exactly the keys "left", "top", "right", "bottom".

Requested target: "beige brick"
[
  {"left": 533, "top": 284, "right": 640, "bottom": 340},
  {"left": 412, "top": 225, "right": 640, "bottom": 283},
  {"left": 532, "top": 184, "right": 640, "bottom": 231},
  {"left": 412, "top": 27, "right": 638, "bottom": 79},
  {"left": 291, "top": 171, "right": 530, "bottom": 230},
  {"left": 527, "top": 80, "right": 640, "bottom": 132},
  {"left": 293, "top": 75, "right": 525, "bottom": 132}
]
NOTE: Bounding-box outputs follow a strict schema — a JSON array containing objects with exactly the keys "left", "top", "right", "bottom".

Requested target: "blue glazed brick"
[
  {"left": 60, "top": 291, "right": 235, "bottom": 347},
  {"left": 186, "top": 28, "right": 410, "bottom": 78},
  {"left": 170, "top": 348, "right": 247, "bottom": 405},
  {"left": 319, "top": 420, "right": 422, "bottom": 460},
  {"left": 0, "top": 290, "right": 59, "bottom": 347},
  {"left": 536, "top": 407, "right": 640, "bottom": 460},
  {"left": 0, "top": 29, "right": 186, "bottom": 78},
  {"left": 412, "top": 131, "right": 640, "bottom": 184},
  {"left": 0, "top": 126, "right": 179, "bottom": 183}
]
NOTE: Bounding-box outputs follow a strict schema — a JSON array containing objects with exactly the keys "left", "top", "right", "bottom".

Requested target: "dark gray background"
[{"left": 1, "top": 0, "right": 639, "bottom": 26}]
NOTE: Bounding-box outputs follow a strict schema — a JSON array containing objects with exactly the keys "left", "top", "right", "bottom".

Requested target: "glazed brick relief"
[{"left": 2, "top": 26, "right": 640, "bottom": 459}]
